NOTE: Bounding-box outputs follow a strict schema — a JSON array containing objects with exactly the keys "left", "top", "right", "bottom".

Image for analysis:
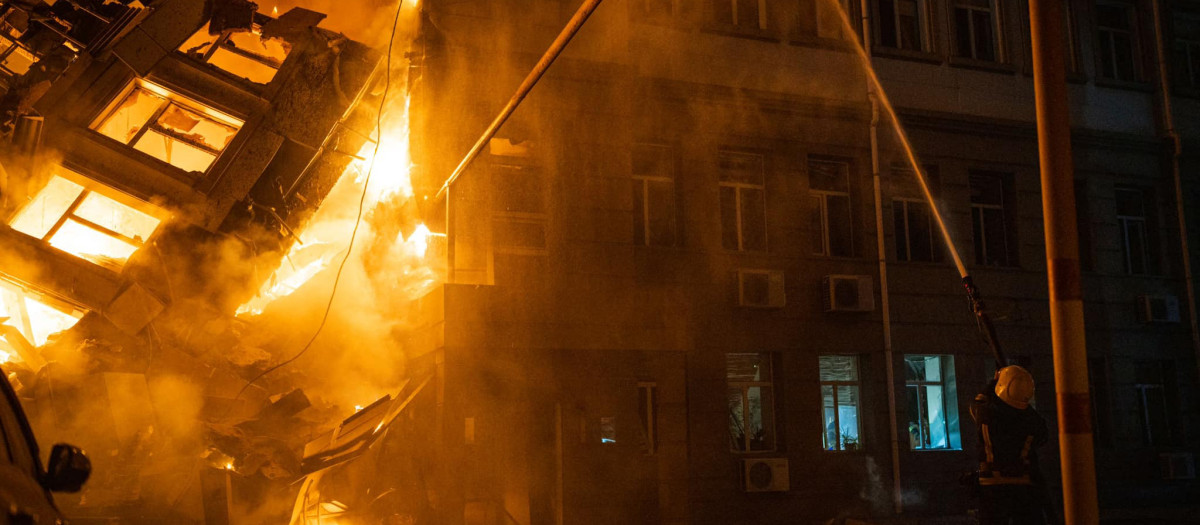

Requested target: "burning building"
[{"left": 2, "top": 0, "right": 1200, "bottom": 524}]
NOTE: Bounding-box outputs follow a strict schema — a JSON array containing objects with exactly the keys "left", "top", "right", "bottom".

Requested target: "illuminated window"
[
  {"left": 905, "top": 355, "right": 961, "bottom": 450},
  {"left": 821, "top": 355, "right": 862, "bottom": 451},
  {"left": 727, "top": 352, "right": 775, "bottom": 452},
  {"left": 178, "top": 23, "right": 290, "bottom": 85},
  {"left": 810, "top": 158, "right": 852, "bottom": 257},
  {"left": 0, "top": 281, "right": 83, "bottom": 361},
  {"left": 0, "top": 33, "right": 35, "bottom": 77},
  {"left": 92, "top": 82, "right": 243, "bottom": 174},
  {"left": 8, "top": 168, "right": 163, "bottom": 270},
  {"left": 633, "top": 144, "right": 676, "bottom": 247},
  {"left": 719, "top": 151, "right": 767, "bottom": 252}
]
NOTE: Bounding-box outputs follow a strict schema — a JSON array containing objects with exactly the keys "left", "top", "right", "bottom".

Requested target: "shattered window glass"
[
  {"left": 7, "top": 170, "right": 164, "bottom": 270},
  {"left": 178, "top": 22, "right": 290, "bottom": 85},
  {"left": 0, "top": 281, "right": 83, "bottom": 356},
  {"left": 93, "top": 83, "right": 244, "bottom": 173}
]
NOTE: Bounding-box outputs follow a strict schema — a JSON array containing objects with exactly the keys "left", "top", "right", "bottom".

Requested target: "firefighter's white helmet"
[{"left": 995, "top": 365, "right": 1035, "bottom": 409}]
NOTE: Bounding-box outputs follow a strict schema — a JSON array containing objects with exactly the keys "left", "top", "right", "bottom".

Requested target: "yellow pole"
[{"left": 1027, "top": 1, "right": 1099, "bottom": 523}]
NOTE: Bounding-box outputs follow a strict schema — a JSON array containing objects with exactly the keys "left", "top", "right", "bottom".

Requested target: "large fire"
[{"left": 237, "top": 96, "right": 435, "bottom": 317}]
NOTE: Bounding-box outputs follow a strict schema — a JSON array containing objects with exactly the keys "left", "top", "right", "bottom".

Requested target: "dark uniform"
[{"left": 970, "top": 379, "right": 1050, "bottom": 525}]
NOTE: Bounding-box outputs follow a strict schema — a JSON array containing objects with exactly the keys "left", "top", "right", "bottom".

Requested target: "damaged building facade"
[{"left": 0, "top": 0, "right": 380, "bottom": 521}]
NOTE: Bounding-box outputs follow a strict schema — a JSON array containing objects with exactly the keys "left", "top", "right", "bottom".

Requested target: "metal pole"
[
  {"left": 1028, "top": 1, "right": 1099, "bottom": 523},
  {"left": 433, "top": 0, "right": 606, "bottom": 203}
]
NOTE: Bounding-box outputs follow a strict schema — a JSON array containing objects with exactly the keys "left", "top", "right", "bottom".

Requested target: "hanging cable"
[{"left": 234, "top": 0, "right": 406, "bottom": 399}]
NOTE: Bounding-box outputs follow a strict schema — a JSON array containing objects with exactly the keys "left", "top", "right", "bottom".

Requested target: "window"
[
  {"left": 0, "top": 31, "right": 35, "bottom": 78},
  {"left": 633, "top": 144, "right": 677, "bottom": 246},
  {"left": 894, "top": 199, "right": 941, "bottom": 262},
  {"left": 1087, "top": 357, "right": 1111, "bottom": 447},
  {"left": 1095, "top": 1, "right": 1139, "bottom": 81},
  {"left": 638, "top": 382, "right": 658, "bottom": 454},
  {"left": 820, "top": 355, "right": 862, "bottom": 451},
  {"left": 8, "top": 168, "right": 163, "bottom": 270},
  {"left": 969, "top": 171, "right": 1016, "bottom": 267},
  {"left": 92, "top": 82, "right": 243, "bottom": 174},
  {"left": 810, "top": 158, "right": 853, "bottom": 257},
  {"left": 953, "top": 0, "right": 1001, "bottom": 61},
  {"left": 713, "top": 0, "right": 768, "bottom": 30},
  {"left": 177, "top": 18, "right": 291, "bottom": 85},
  {"left": 1075, "top": 180, "right": 1093, "bottom": 271},
  {"left": 727, "top": 353, "right": 776, "bottom": 452},
  {"left": 491, "top": 161, "right": 548, "bottom": 254},
  {"left": 600, "top": 417, "right": 617, "bottom": 444},
  {"left": 817, "top": 0, "right": 853, "bottom": 40},
  {"left": 719, "top": 151, "right": 767, "bottom": 251},
  {"left": 1115, "top": 187, "right": 1151, "bottom": 275},
  {"left": 875, "top": 0, "right": 930, "bottom": 50},
  {"left": 1174, "top": 15, "right": 1200, "bottom": 89},
  {"left": 1134, "top": 360, "right": 1177, "bottom": 446},
  {"left": 905, "top": 355, "right": 961, "bottom": 450},
  {"left": 0, "top": 280, "right": 83, "bottom": 361}
]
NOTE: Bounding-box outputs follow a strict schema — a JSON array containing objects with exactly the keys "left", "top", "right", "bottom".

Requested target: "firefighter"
[{"left": 970, "top": 365, "right": 1051, "bottom": 525}]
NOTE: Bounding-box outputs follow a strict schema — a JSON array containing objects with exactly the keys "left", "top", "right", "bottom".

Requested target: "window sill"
[
  {"left": 1093, "top": 77, "right": 1155, "bottom": 93},
  {"left": 870, "top": 46, "right": 943, "bottom": 65},
  {"left": 700, "top": 24, "right": 780, "bottom": 43},
  {"left": 947, "top": 56, "right": 1018, "bottom": 75},
  {"left": 788, "top": 35, "right": 857, "bottom": 53}
]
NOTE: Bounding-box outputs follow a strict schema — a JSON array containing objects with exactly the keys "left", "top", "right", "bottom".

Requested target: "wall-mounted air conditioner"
[
  {"left": 822, "top": 275, "right": 875, "bottom": 312},
  {"left": 737, "top": 270, "right": 786, "bottom": 308},
  {"left": 1138, "top": 295, "right": 1181, "bottom": 323},
  {"left": 743, "top": 458, "right": 789, "bottom": 492},
  {"left": 1160, "top": 452, "right": 1196, "bottom": 480}
]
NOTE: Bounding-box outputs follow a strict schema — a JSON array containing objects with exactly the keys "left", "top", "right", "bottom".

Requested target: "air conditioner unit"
[
  {"left": 737, "top": 270, "right": 786, "bottom": 308},
  {"left": 822, "top": 275, "right": 875, "bottom": 312},
  {"left": 1160, "top": 452, "right": 1196, "bottom": 480},
  {"left": 743, "top": 458, "right": 789, "bottom": 492},
  {"left": 1138, "top": 295, "right": 1181, "bottom": 323}
]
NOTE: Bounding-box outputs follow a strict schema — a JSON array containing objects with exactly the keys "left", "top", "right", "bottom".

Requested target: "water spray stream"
[{"left": 828, "top": 0, "right": 1006, "bottom": 366}]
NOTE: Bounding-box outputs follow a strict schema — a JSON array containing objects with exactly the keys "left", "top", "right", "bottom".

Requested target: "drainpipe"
[
  {"left": 1151, "top": 0, "right": 1200, "bottom": 381},
  {"left": 857, "top": 1, "right": 903, "bottom": 515}
]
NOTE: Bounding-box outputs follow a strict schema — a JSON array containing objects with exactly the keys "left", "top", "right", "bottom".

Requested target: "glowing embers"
[
  {"left": 9, "top": 169, "right": 163, "bottom": 270},
  {"left": 92, "top": 81, "right": 243, "bottom": 174},
  {"left": 0, "top": 281, "right": 83, "bottom": 363},
  {"left": 179, "top": 23, "right": 290, "bottom": 85}
]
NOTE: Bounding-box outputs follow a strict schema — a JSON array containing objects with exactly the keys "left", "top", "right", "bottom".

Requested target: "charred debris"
[{"left": 0, "top": 0, "right": 426, "bottom": 521}]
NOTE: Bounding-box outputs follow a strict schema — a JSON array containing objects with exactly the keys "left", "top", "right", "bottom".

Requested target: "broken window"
[
  {"left": 904, "top": 355, "right": 961, "bottom": 450},
  {"left": 727, "top": 352, "right": 775, "bottom": 452},
  {"left": 1096, "top": 1, "right": 1140, "bottom": 82},
  {"left": 0, "top": 281, "right": 83, "bottom": 360},
  {"left": 8, "top": 168, "right": 163, "bottom": 270},
  {"left": 810, "top": 158, "right": 853, "bottom": 257},
  {"left": 969, "top": 171, "right": 1016, "bottom": 267},
  {"left": 178, "top": 22, "right": 291, "bottom": 85},
  {"left": 719, "top": 151, "right": 767, "bottom": 252},
  {"left": 820, "top": 355, "right": 862, "bottom": 451},
  {"left": 953, "top": 0, "right": 1001, "bottom": 62},
  {"left": 632, "top": 144, "right": 676, "bottom": 247},
  {"left": 92, "top": 82, "right": 243, "bottom": 174}
]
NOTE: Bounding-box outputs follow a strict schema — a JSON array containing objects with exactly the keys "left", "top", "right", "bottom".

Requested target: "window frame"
[
  {"left": 633, "top": 143, "right": 678, "bottom": 247},
  {"left": 718, "top": 150, "right": 768, "bottom": 252},
  {"left": 726, "top": 352, "right": 777, "bottom": 453},
  {"left": 820, "top": 355, "right": 863, "bottom": 452},
  {"left": 89, "top": 80, "right": 244, "bottom": 175},
  {"left": 1094, "top": 0, "right": 1142, "bottom": 83},
  {"left": 0, "top": 31, "right": 35, "bottom": 78},
  {"left": 638, "top": 381, "right": 658, "bottom": 455},
  {"left": 874, "top": 0, "right": 932, "bottom": 52},
  {"left": 893, "top": 197, "right": 941, "bottom": 263},
  {"left": 904, "top": 354, "right": 961, "bottom": 451},
  {"left": 969, "top": 171, "right": 1017, "bottom": 267},
  {"left": 952, "top": 0, "right": 1005, "bottom": 62},
  {"left": 1174, "top": 13, "right": 1200, "bottom": 91},
  {"left": 810, "top": 158, "right": 854, "bottom": 257},
  {"left": 1115, "top": 186, "right": 1151, "bottom": 275}
]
